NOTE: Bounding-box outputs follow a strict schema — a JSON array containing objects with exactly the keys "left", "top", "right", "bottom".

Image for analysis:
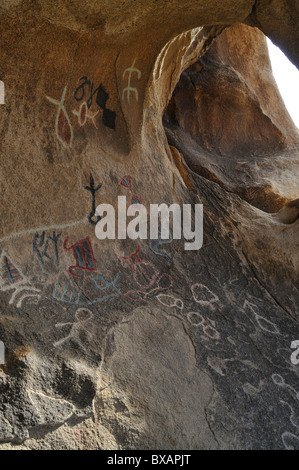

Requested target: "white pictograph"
[
  {"left": 72, "top": 101, "right": 99, "bottom": 128},
  {"left": 187, "top": 311, "right": 220, "bottom": 340},
  {"left": 291, "top": 340, "right": 299, "bottom": 365},
  {"left": 156, "top": 294, "right": 184, "bottom": 310},
  {"left": 191, "top": 284, "right": 219, "bottom": 307},
  {"left": 272, "top": 374, "right": 299, "bottom": 401},
  {"left": 46, "top": 86, "right": 74, "bottom": 148},
  {"left": 282, "top": 432, "right": 299, "bottom": 450},
  {"left": 243, "top": 300, "right": 280, "bottom": 335},
  {"left": 280, "top": 400, "right": 299, "bottom": 431},
  {"left": 122, "top": 58, "right": 141, "bottom": 104},
  {"left": 0, "top": 251, "right": 41, "bottom": 308},
  {"left": 54, "top": 308, "right": 93, "bottom": 350}
]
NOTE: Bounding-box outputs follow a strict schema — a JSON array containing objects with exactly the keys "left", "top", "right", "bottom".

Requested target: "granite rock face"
[
  {"left": 0, "top": 0, "right": 298, "bottom": 450},
  {"left": 164, "top": 24, "right": 299, "bottom": 212}
]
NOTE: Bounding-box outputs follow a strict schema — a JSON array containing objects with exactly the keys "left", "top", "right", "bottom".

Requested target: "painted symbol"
[
  {"left": 120, "top": 175, "right": 142, "bottom": 206},
  {"left": 0, "top": 251, "right": 41, "bottom": 308},
  {"left": 191, "top": 284, "right": 219, "bottom": 307},
  {"left": 1, "top": 254, "right": 23, "bottom": 287},
  {"left": 187, "top": 311, "right": 220, "bottom": 340},
  {"left": 150, "top": 226, "right": 172, "bottom": 266},
  {"left": 46, "top": 86, "right": 73, "bottom": 148},
  {"left": 84, "top": 173, "right": 102, "bottom": 226},
  {"left": 32, "top": 231, "right": 61, "bottom": 270},
  {"left": 54, "top": 308, "right": 93, "bottom": 350},
  {"left": 244, "top": 300, "right": 280, "bottom": 335},
  {"left": 72, "top": 101, "right": 99, "bottom": 128},
  {"left": 0, "top": 81, "right": 4, "bottom": 104},
  {"left": 272, "top": 374, "right": 299, "bottom": 401},
  {"left": 125, "top": 273, "right": 173, "bottom": 301},
  {"left": 291, "top": 340, "right": 299, "bottom": 365},
  {"left": 53, "top": 278, "right": 83, "bottom": 305},
  {"left": 117, "top": 245, "right": 158, "bottom": 289},
  {"left": 64, "top": 237, "right": 97, "bottom": 278},
  {"left": 282, "top": 432, "right": 299, "bottom": 450},
  {"left": 52, "top": 273, "right": 121, "bottom": 306},
  {"left": 74, "top": 76, "right": 92, "bottom": 105},
  {"left": 280, "top": 400, "right": 299, "bottom": 431},
  {"left": 96, "top": 84, "right": 116, "bottom": 130},
  {"left": 157, "top": 294, "right": 184, "bottom": 310},
  {"left": 74, "top": 77, "right": 116, "bottom": 130},
  {"left": 122, "top": 58, "right": 141, "bottom": 104}
]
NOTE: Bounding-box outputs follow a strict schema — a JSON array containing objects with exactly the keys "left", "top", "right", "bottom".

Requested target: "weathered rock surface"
[
  {"left": 164, "top": 24, "right": 299, "bottom": 212},
  {"left": 0, "top": 0, "right": 298, "bottom": 450}
]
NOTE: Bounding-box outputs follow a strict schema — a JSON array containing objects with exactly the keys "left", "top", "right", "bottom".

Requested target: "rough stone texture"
[
  {"left": 246, "top": 0, "right": 299, "bottom": 68},
  {"left": 164, "top": 24, "right": 299, "bottom": 212},
  {"left": 0, "top": 0, "right": 298, "bottom": 451}
]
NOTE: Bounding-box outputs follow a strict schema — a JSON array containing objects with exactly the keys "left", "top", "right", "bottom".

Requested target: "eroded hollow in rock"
[{"left": 163, "top": 24, "right": 299, "bottom": 213}]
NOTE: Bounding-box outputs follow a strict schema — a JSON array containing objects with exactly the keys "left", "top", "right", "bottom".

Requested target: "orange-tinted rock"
[
  {"left": 164, "top": 24, "right": 299, "bottom": 212},
  {"left": 0, "top": 1, "right": 298, "bottom": 451}
]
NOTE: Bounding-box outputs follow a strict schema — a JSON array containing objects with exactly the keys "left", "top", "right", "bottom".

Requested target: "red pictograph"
[
  {"left": 120, "top": 175, "right": 142, "bottom": 206},
  {"left": 117, "top": 245, "right": 159, "bottom": 289},
  {"left": 64, "top": 236, "right": 97, "bottom": 278}
]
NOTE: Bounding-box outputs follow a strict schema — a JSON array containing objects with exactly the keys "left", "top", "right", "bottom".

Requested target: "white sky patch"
[{"left": 267, "top": 38, "right": 299, "bottom": 128}]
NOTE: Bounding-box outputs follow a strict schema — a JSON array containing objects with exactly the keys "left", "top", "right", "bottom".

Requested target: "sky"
[{"left": 267, "top": 38, "right": 299, "bottom": 128}]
